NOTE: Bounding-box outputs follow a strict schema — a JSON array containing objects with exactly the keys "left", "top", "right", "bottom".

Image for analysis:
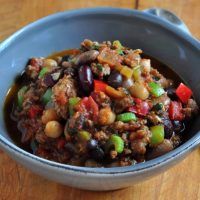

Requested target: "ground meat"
[
  {"left": 52, "top": 75, "right": 77, "bottom": 119},
  {"left": 147, "top": 139, "right": 173, "bottom": 159},
  {"left": 110, "top": 150, "right": 118, "bottom": 159},
  {"left": 131, "top": 139, "right": 147, "bottom": 155},
  {"left": 150, "top": 69, "right": 173, "bottom": 88},
  {"left": 94, "top": 131, "right": 108, "bottom": 141},
  {"left": 64, "top": 66, "right": 77, "bottom": 77},
  {"left": 113, "top": 95, "right": 134, "bottom": 113},
  {"left": 129, "top": 126, "right": 151, "bottom": 156},
  {"left": 147, "top": 111, "right": 162, "bottom": 125},
  {"left": 112, "top": 120, "right": 146, "bottom": 132},
  {"left": 26, "top": 58, "right": 43, "bottom": 79},
  {"left": 130, "top": 129, "right": 148, "bottom": 141},
  {"left": 124, "top": 49, "right": 142, "bottom": 67},
  {"left": 84, "top": 159, "right": 102, "bottom": 167},
  {"left": 91, "top": 91, "right": 111, "bottom": 108},
  {"left": 21, "top": 87, "right": 40, "bottom": 112},
  {"left": 18, "top": 118, "right": 42, "bottom": 143},
  {"left": 152, "top": 93, "right": 171, "bottom": 109},
  {"left": 68, "top": 112, "right": 85, "bottom": 132},
  {"left": 170, "top": 134, "right": 181, "bottom": 147},
  {"left": 91, "top": 63, "right": 111, "bottom": 79},
  {"left": 37, "top": 144, "right": 71, "bottom": 163},
  {"left": 183, "top": 98, "right": 199, "bottom": 118},
  {"left": 81, "top": 39, "right": 95, "bottom": 50},
  {"left": 119, "top": 159, "right": 133, "bottom": 167},
  {"left": 97, "top": 47, "right": 123, "bottom": 68},
  {"left": 35, "top": 129, "right": 48, "bottom": 144}
]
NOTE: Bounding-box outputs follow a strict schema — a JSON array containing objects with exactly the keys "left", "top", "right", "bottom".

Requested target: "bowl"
[{"left": 0, "top": 7, "right": 200, "bottom": 191}]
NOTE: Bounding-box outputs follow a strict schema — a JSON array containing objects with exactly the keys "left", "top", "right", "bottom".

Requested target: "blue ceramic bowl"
[{"left": 0, "top": 8, "right": 200, "bottom": 191}]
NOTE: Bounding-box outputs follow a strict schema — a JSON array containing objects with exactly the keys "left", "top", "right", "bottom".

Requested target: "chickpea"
[
  {"left": 41, "top": 109, "right": 59, "bottom": 124},
  {"left": 42, "top": 59, "right": 57, "bottom": 70},
  {"left": 98, "top": 107, "right": 116, "bottom": 125},
  {"left": 45, "top": 121, "right": 63, "bottom": 138},
  {"left": 129, "top": 82, "right": 149, "bottom": 100}
]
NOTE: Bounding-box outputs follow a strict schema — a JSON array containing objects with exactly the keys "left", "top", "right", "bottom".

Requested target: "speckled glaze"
[{"left": 0, "top": 8, "right": 200, "bottom": 191}]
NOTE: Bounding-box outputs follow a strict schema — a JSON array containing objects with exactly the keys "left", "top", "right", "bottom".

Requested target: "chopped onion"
[{"left": 51, "top": 72, "right": 61, "bottom": 81}]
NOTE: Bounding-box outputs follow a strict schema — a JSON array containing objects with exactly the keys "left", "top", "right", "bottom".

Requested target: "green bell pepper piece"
[
  {"left": 38, "top": 67, "right": 48, "bottom": 78},
  {"left": 113, "top": 40, "right": 122, "bottom": 49},
  {"left": 148, "top": 82, "right": 165, "bottom": 97},
  {"left": 106, "top": 134, "right": 124, "bottom": 153},
  {"left": 150, "top": 125, "right": 164, "bottom": 145},
  {"left": 69, "top": 97, "right": 81, "bottom": 116},
  {"left": 113, "top": 40, "right": 123, "bottom": 55},
  {"left": 116, "top": 112, "right": 137, "bottom": 122},
  {"left": 41, "top": 88, "right": 52, "bottom": 105}
]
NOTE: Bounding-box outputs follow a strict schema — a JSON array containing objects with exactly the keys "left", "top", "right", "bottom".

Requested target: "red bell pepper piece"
[
  {"left": 176, "top": 83, "right": 192, "bottom": 103},
  {"left": 169, "top": 101, "right": 184, "bottom": 121},
  {"left": 77, "top": 96, "right": 99, "bottom": 121},
  {"left": 88, "top": 96, "right": 99, "bottom": 121},
  {"left": 28, "top": 105, "right": 43, "bottom": 118},
  {"left": 128, "top": 99, "right": 150, "bottom": 116},
  {"left": 94, "top": 80, "right": 107, "bottom": 92}
]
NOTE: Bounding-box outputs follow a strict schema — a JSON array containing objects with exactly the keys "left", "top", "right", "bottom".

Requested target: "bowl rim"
[{"left": 0, "top": 7, "right": 200, "bottom": 175}]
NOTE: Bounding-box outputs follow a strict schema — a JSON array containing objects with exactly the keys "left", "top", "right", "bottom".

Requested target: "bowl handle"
[{"left": 143, "top": 8, "right": 191, "bottom": 35}]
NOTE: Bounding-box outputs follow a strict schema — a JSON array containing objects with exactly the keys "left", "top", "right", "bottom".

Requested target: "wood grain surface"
[{"left": 0, "top": 0, "right": 200, "bottom": 199}]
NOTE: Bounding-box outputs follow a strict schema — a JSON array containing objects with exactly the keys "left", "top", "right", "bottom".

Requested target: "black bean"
[
  {"left": 43, "top": 74, "right": 55, "bottom": 87},
  {"left": 163, "top": 118, "right": 174, "bottom": 139},
  {"left": 90, "top": 147, "right": 105, "bottom": 161},
  {"left": 167, "top": 87, "right": 177, "bottom": 100},
  {"left": 78, "top": 65, "right": 94, "bottom": 95},
  {"left": 173, "top": 121, "right": 185, "bottom": 133},
  {"left": 87, "top": 139, "right": 98, "bottom": 150},
  {"left": 107, "top": 70, "right": 123, "bottom": 88}
]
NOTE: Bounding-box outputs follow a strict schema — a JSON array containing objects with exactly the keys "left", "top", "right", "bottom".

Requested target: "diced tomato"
[
  {"left": 176, "top": 83, "right": 192, "bottom": 103},
  {"left": 77, "top": 96, "right": 99, "bottom": 121},
  {"left": 94, "top": 80, "right": 107, "bottom": 92},
  {"left": 28, "top": 105, "right": 43, "bottom": 118},
  {"left": 169, "top": 101, "right": 184, "bottom": 121},
  {"left": 128, "top": 100, "right": 150, "bottom": 116}
]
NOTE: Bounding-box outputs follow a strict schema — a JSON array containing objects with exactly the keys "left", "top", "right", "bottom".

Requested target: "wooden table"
[{"left": 0, "top": 0, "right": 200, "bottom": 199}]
